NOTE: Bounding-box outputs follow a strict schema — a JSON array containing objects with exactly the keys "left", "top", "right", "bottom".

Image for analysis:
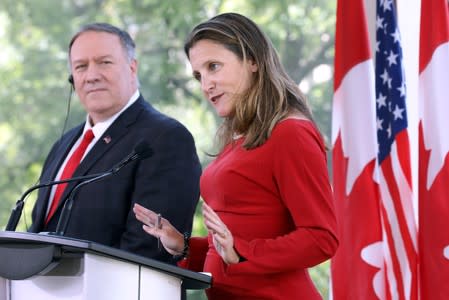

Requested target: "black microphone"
[
  {"left": 5, "top": 141, "right": 153, "bottom": 232},
  {"left": 54, "top": 141, "right": 153, "bottom": 236},
  {"left": 5, "top": 172, "right": 107, "bottom": 232},
  {"left": 110, "top": 141, "right": 153, "bottom": 173}
]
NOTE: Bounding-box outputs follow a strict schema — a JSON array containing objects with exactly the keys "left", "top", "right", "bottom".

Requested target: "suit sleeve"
[
  {"left": 119, "top": 121, "right": 201, "bottom": 262},
  {"left": 225, "top": 124, "right": 338, "bottom": 275}
]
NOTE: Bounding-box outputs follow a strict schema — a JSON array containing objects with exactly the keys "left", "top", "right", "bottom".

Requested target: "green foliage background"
[{"left": 0, "top": 1, "right": 336, "bottom": 299}]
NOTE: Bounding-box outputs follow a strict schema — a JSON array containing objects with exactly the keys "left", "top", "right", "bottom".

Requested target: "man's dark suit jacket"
[{"left": 30, "top": 95, "right": 201, "bottom": 263}]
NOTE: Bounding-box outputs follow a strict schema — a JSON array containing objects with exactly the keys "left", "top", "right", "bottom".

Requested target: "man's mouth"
[{"left": 87, "top": 88, "right": 106, "bottom": 95}]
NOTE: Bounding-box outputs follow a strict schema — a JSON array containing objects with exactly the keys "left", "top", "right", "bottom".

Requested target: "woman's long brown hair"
[{"left": 185, "top": 13, "right": 318, "bottom": 152}]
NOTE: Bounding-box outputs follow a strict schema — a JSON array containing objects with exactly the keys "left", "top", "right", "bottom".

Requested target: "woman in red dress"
[{"left": 134, "top": 12, "right": 338, "bottom": 300}]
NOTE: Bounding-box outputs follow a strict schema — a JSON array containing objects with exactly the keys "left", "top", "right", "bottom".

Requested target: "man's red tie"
[{"left": 45, "top": 129, "right": 95, "bottom": 224}]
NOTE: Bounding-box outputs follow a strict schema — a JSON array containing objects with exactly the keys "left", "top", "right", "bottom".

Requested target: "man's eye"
[{"left": 75, "top": 64, "right": 86, "bottom": 70}]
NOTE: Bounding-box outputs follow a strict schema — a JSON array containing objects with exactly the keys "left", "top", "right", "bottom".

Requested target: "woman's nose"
[{"left": 201, "top": 76, "right": 215, "bottom": 93}]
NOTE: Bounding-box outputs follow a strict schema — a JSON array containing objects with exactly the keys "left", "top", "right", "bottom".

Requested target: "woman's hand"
[
  {"left": 202, "top": 202, "right": 241, "bottom": 264},
  {"left": 133, "top": 203, "right": 184, "bottom": 256}
]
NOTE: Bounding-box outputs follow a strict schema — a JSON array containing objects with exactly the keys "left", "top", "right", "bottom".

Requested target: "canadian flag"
[
  {"left": 418, "top": 0, "right": 449, "bottom": 299},
  {"left": 331, "top": 0, "right": 384, "bottom": 298}
]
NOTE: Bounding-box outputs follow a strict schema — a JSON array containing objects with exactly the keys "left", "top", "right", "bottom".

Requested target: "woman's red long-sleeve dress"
[{"left": 180, "top": 119, "right": 339, "bottom": 299}]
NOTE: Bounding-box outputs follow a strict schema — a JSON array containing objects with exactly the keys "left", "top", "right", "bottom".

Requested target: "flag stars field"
[
  {"left": 377, "top": 93, "right": 387, "bottom": 108},
  {"left": 387, "top": 50, "right": 398, "bottom": 66}
]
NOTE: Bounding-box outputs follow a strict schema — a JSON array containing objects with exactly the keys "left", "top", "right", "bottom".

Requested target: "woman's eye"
[{"left": 209, "top": 63, "right": 219, "bottom": 71}]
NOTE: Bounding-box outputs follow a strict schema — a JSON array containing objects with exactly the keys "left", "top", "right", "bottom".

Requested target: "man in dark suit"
[{"left": 29, "top": 23, "right": 201, "bottom": 264}]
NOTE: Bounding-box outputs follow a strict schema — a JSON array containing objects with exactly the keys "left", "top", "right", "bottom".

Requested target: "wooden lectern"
[{"left": 0, "top": 231, "right": 211, "bottom": 300}]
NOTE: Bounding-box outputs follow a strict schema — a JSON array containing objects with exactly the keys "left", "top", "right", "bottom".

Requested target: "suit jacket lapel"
[
  {"left": 54, "top": 97, "right": 145, "bottom": 212},
  {"left": 36, "top": 126, "right": 82, "bottom": 226}
]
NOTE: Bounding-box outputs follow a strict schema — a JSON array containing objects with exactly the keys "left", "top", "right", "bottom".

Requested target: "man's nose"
[{"left": 85, "top": 65, "right": 101, "bottom": 83}]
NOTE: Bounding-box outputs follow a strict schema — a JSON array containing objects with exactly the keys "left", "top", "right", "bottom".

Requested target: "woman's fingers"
[
  {"left": 203, "top": 213, "right": 228, "bottom": 236},
  {"left": 142, "top": 224, "right": 158, "bottom": 236},
  {"left": 202, "top": 202, "right": 221, "bottom": 220},
  {"left": 133, "top": 203, "right": 159, "bottom": 227},
  {"left": 202, "top": 203, "right": 225, "bottom": 228},
  {"left": 204, "top": 219, "right": 227, "bottom": 236}
]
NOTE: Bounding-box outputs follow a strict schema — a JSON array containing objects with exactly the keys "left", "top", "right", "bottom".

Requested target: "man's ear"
[
  {"left": 130, "top": 59, "right": 138, "bottom": 75},
  {"left": 68, "top": 74, "right": 74, "bottom": 88}
]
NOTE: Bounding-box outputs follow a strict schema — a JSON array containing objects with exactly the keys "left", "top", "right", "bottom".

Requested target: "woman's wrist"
[
  {"left": 173, "top": 232, "right": 190, "bottom": 259},
  {"left": 227, "top": 247, "right": 245, "bottom": 264}
]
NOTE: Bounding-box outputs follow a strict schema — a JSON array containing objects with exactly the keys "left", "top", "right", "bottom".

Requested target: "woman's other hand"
[{"left": 202, "top": 202, "right": 241, "bottom": 264}]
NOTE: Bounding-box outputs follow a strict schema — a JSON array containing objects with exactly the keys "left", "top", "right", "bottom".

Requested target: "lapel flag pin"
[{"left": 103, "top": 135, "right": 112, "bottom": 144}]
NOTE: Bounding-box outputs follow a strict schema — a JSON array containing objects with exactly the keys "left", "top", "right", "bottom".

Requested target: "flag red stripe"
[
  {"left": 380, "top": 132, "right": 416, "bottom": 258},
  {"left": 395, "top": 131, "right": 412, "bottom": 189},
  {"left": 380, "top": 158, "right": 415, "bottom": 264},
  {"left": 379, "top": 153, "right": 418, "bottom": 299},
  {"left": 380, "top": 201, "right": 406, "bottom": 300}
]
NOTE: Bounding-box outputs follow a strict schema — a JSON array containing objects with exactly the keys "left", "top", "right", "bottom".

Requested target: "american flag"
[
  {"left": 331, "top": 0, "right": 419, "bottom": 299},
  {"left": 375, "top": 1, "right": 418, "bottom": 299},
  {"left": 418, "top": 0, "right": 449, "bottom": 298}
]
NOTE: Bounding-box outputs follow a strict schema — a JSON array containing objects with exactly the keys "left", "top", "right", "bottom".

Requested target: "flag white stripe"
[
  {"left": 382, "top": 227, "right": 398, "bottom": 300},
  {"left": 390, "top": 141, "right": 417, "bottom": 250},
  {"left": 379, "top": 157, "right": 412, "bottom": 299}
]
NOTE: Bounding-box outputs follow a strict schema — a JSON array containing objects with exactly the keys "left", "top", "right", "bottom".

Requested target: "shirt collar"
[{"left": 82, "top": 90, "right": 140, "bottom": 139}]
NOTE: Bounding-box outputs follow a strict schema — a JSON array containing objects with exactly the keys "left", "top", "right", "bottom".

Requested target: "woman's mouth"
[{"left": 210, "top": 93, "right": 223, "bottom": 103}]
